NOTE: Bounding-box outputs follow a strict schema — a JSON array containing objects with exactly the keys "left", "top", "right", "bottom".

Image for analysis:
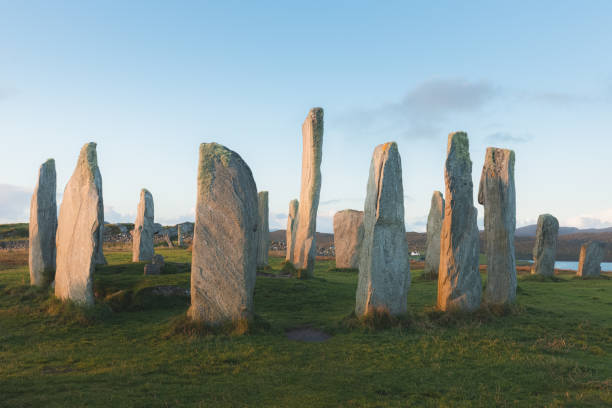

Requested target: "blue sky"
[{"left": 1, "top": 1, "right": 611, "bottom": 232}]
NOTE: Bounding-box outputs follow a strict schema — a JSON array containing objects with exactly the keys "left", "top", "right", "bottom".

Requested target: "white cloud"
[
  {"left": 564, "top": 209, "right": 612, "bottom": 229},
  {"left": 0, "top": 184, "right": 31, "bottom": 223}
]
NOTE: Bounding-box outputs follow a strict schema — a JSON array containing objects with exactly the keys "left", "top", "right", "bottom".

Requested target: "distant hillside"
[{"left": 515, "top": 224, "right": 612, "bottom": 237}]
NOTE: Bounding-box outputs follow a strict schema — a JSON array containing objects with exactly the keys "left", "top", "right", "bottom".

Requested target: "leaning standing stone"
[
  {"left": 55, "top": 143, "right": 104, "bottom": 306},
  {"left": 437, "top": 132, "right": 482, "bottom": 312},
  {"left": 188, "top": 143, "right": 258, "bottom": 324},
  {"left": 291, "top": 108, "right": 324, "bottom": 277},
  {"left": 285, "top": 199, "right": 299, "bottom": 263},
  {"left": 577, "top": 241, "right": 606, "bottom": 278},
  {"left": 257, "top": 191, "right": 269, "bottom": 267},
  {"left": 478, "top": 147, "right": 517, "bottom": 305},
  {"left": 424, "top": 191, "right": 444, "bottom": 278},
  {"left": 355, "top": 142, "right": 410, "bottom": 316},
  {"left": 29, "top": 159, "right": 57, "bottom": 286},
  {"left": 132, "top": 189, "right": 155, "bottom": 262},
  {"left": 333, "top": 209, "right": 364, "bottom": 269},
  {"left": 531, "top": 214, "right": 559, "bottom": 277}
]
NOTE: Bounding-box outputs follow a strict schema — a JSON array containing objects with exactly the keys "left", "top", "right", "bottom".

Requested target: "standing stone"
[
  {"left": 424, "top": 191, "right": 444, "bottom": 278},
  {"left": 256, "top": 191, "right": 269, "bottom": 267},
  {"left": 291, "top": 108, "right": 323, "bottom": 277},
  {"left": 333, "top": 210, "right": 364, "bottom": 269},
  {"left": 355, "top": 142, "right": 410, "bottom": 316},
  {"left": 28, "top": 159, "right": 57, "bottom": 286},
  {"left": 188, "top": 143, "right": 258, "bottom": 324},
  {"left": 55, "top": 143, "right": 104, "bottom": 306},
  {"left": 478, "top": 147, "right": 516, "bottom": 305},
  {"left": 437, "top": 132, "right": 482, "bottom": 312},
  {"left": 577, "top": 241, "right": 606, "bottom": 278},
  {"left": 531, "top": 214, "right": 559, "bottom": 277},
  {"left": 177, "top": 225, "right": 184, "bottom": 247},
  {"left": 95, "top": 224, "right": 107, "bottom": 265},
  {"left": 164, "top": 233, "right": 174, "bottom": 248},
  {"left": 132, "top": 189, "right": 155, "bottom": 262},
  {"left": 285, "top": 199, "right": 299, "bottom": 263}
]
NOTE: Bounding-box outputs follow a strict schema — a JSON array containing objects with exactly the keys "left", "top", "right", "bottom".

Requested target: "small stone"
[
  {"left": 577, "top": 241, "right": 606, "bottom": 278},
  {"left": 55, "top": 142, "right": 104, "bottom": 306},
  {"left": 256, "top": 191, "right": 269, "bottom": 267},
  {"left": 132, "top": 189, "right": 155, "bottom": 262},
  {"left": 437, "top": 132, "right": 482, "bottom": 312},
  {"left": 144, "top": 263, "right": 161, "bottom": 275},
  {"left": 333, "top": 209, "right": 364, "bottom": 269},
  {"left": 424, "top": 191, "right": 444, "bottom": 278},
  {"left": 28, "top": 159, "right": 57, "bottom": 287},
  {"left": 152, "top": 254, "right": 165, "bottom": 268},
  {"left": 285, "top": 199, "right": 299, "bottom": 263},
  {"left": 188, "top": 143, "right": 258, "bottom": 324},
  {"left": 356, "top": 142, "right": 410, "bottom": 316},
  {"left": 478, "top": 147, "right": 517, "bottom": 305},
  {"left": 531, "top": 214, "right": 559, "bottom": 277}
]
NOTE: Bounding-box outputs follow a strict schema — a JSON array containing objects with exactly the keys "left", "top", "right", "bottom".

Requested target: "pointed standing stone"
[
  {"left": 28, "top": 159, "right": 57, "bottom": 286},
  {"left": 291, "top": 108, "right": 323, "bottom": 277},
  {"left": 333, "top": 209, "right": 364, "bottom": 269},
  {"left": 424, "top": 191, "right": 444, "bottom": 278},
  {"left": 285, "top": 199, "right": 299, "bottom": 263},
  {"left": 356, "top": 142, "right": 410, "bottom": 316},
  {"left": 478, "top": 147, "right": 517, "bottom": 305},
  {"left": 132, "top": 189, "right": 155, "bottom": 262},
  {"left": 188, "top": 143, "right": 258, "bottom": 324},
  {"left": 257, "top": 191, "right": 269, "bottom": 267},
  {"left": 577, "top": 241, "right": 606, "bottom": 278},
  {"left": 55, "top": 143, "right": 104, "bottom": 306},
  {"left": 531, "top": 214, "right": 559, "bottom": 277},
  {"left": 437, "top": 132, "right": 482, "bottom": 312}
]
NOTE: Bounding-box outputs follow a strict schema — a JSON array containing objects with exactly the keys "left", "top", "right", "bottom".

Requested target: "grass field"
[{"left": 1, "top": 248, "right": 611, "bottom": 407}]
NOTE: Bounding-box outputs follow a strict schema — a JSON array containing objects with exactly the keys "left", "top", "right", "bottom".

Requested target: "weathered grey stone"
[
  {"left": 29, "top": 159, "right": 57, "bottom": 287},
  {"left": 55, "top": 143, "right": 104, "bottom": 306},
  {"left": 132, "top": 188, "right": 155, "bottom": 262},
  {"left": 177, "top": 224, "right": 184, "bottom": 246},
  {"left": 164, "top": 233, "right": 174, "bottom": 248},
  {"left": 356, "top": 142, "right": 410, "bottom": 316},
  {"left": 478, "top": 147, "right": 516, "bottom": 305},
  {"left": 531, "top": 214, "right": 559, "bottom": 277},
  {"left": 94, "top": 223, "right": 107, "bottom": 265},
  {"left": 188, "top": 143, "right": 258, "bottom": 324},
  {"left": 256, "top": 191, "right": 269, "bottom": 267},
  {"left": 577, "top": 241, "right": 605, "bottom": 277},
  {"left": 437, "top": 132, "right": 482, "bottom": 312},
  {"left": 152, "top": 254, "right": 165, "bottom": 268},
  {"left": 291, "top": 108, "right": 323, "bottom": 277},
  {"left": 144, "top": 263, "right": 161, "bottom": 275},
  {"left": 424, "top": 191, "right": 444, "bottom": 278},
  {"left": 333, "top": 209, "right": 364, "bottom": 269},
  {"left": 285, "top": 199, "right": 299, "bottom": 263}
]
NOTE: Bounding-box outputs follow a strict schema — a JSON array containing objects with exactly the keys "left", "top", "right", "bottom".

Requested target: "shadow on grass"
[
  {"left": 520, "top": 274, "right": 566, "bottom": 283},
  {"left": 163, "top": 314, "right": 271, "bottom": 339}
]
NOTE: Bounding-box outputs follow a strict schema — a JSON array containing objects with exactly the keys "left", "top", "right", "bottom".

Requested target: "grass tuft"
[
  {"left": 342, "top": 307, "right": 412, "bottom": 332},
  {"left": 44, "top": 297, "right": 112, "bottom": 326},
  {"left": 164, "top": 314, "right": 270, "bottom": 338}
]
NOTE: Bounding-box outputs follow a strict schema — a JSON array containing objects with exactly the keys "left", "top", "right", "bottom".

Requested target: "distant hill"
[{"left": 514, "top": 224, "right": 612, "bottom": 237}]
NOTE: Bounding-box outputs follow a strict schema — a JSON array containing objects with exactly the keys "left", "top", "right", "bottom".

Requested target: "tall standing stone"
[
  {"left": 478, "top": 147, "right": 516, "bottom": 305},
  {"left": 257, "top": 191, "right": 269, "bottom": 267},
  {"left": 132, "top": 189, "right": 155, "bottom": 262},
  {"left": 333, "top": 209, "right": 364, "bottom": 269},
  {"left": 355, "top": 142, "right": 410, "bottom": 316},
  {"left": 577, "top": 241, "right": 605, "bottom": 278},
  {"left": 437, "top": 132, "right": 482, "bottom": 312},
  {"left": 177, "top": 224, "right": 184, "bottom": 247},
  {"left": 95, "top": 224, "right": 107, "bottom": 265},
  {"left": 531, "top": 214, "right": 559, "bottom": 277},
  {"left": 55, "top": 143, "right": 104, "bottom": 306},
  {"left": 424, "top": 191, "right": 444, "bottom": 278},
  {"left": 291, "top": 108, "right": 323, "bottom": 277},
  {"left": 28, "top": 159, "right": 57, "bottom": 286},
  {"left": 188, "top": 143, "right": 259, "bottom": 324},
  {"left": 285, "top": 199, "right": 299, "bottom": 263}
]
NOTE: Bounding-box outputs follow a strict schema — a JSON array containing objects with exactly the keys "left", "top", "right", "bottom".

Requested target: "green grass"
[
  {"left": 1, "top": 250, "right": 611, "bottom": 407},
  {"left": 0, "top": 222, "right": 28, "bottom": 241}
]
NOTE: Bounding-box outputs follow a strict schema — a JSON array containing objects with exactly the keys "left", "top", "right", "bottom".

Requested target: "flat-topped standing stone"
[
  {"left": 132, "top": 189, "right": 155, "bottom": 262},
  {"left": 188, "top": 143, "right": 259, "bottom": 324},
  {"left": 531, "top": 214, "right": 559, "bottom": 277},
  {"left": 285, "top": 199, "right": 299, "bottom": 263},
  {"left": 291, "top": 108, "right": 323, "bottom": 277},
  {"left": 355, "top": 142, "right": 410, "bottom": 316},
  {"left": 333, "top": 210, "right": 364, "bottom": 269},
  {"left": 437, "top": 132, "right": 482, "bottom": 312},
  {"left": 478, "top": 147, "right": 517, "bottom": 305},
  {"left": 55, "top": 143, "right": 104, "bottom": 306},
  {"left": 424, "top": 191, "right": 444, "bottom": 278},
  {"left": 577, "top": 241, "right": 606, "bottom": 277},
  {"left": 257, "top": 191, "right": 269, "bottom": 267},
  {"left": 29, "top": 159, "right": 57, "bottom": 286}
]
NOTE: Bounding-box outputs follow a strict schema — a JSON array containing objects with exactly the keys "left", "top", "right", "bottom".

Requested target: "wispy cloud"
[
  {"left": 565, "top": 209, "right": 612, "bottom": 229},
  {"left": 486, "top": 132, "right": 534, "bottom": 144},
  {"left": 0, "top": 184, "right": 31, "bottom": 223}
]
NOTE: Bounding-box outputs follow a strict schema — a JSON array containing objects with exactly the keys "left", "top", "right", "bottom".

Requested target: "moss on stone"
[{"left": 198, "top": 143, "right": 237, "bottom": 193}]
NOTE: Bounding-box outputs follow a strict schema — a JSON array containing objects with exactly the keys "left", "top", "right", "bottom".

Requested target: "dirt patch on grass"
[
  {"left": 286, "top": 327, "right": 332, "bottom": 342},
  {"left": 0, "top": 249, "right": 28, "bottom": 270}
]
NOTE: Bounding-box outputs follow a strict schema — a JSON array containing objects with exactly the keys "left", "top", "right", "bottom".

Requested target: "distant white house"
[{"left": 410, "top": 251, "right": 420, "bottom": 257}]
